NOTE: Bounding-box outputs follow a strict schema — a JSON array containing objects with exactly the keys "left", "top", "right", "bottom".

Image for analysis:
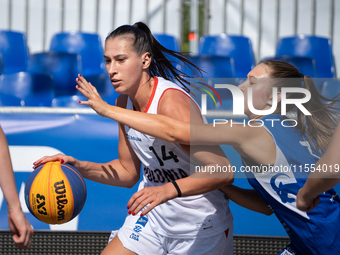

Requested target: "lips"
[{"left": 111, "top": 79, "right": 121, "bottom": 85}]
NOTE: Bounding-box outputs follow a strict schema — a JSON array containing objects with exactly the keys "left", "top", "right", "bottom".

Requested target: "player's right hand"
[
  {"left": 33, "top": 153, "right": 77, "bottom": 169},
  {"left": 296, "top": 188, "right": 320, "bottom": 212},
  {"left": 76, "top": 74, "right": 110, "bottom": 118},
  {"left": 8, "top": 206, "right": 34, "bottom": 249}
]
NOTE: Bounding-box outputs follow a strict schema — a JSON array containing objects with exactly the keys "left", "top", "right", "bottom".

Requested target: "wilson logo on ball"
[
  {"left": 54, "top": 180, "right": 68, "bottom": 221},
  {"left": 25, "top": 161, "right": 87, "bottom": 224}
]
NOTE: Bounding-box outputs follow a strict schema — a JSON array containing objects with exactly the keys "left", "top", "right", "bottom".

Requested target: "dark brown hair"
[
  {"left": 106, "top": 22, "right": 203, "bottom": 93},
  {"left": 261, "top": 59, "right": 339, "bottom": 153}
]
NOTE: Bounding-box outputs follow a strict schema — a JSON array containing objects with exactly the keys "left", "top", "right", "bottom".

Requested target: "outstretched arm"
[
  {"left": 76, "top": 74, "right": 190, "bottom": 143},
  {"left": 0, "top": 126, "right": 34, "bottom": 249},
  {"left": 296, "top": 124, "right": 340, "bottom": 212},
  {"left": 75, "top": 74, "right": 256, "bottom": 149}
]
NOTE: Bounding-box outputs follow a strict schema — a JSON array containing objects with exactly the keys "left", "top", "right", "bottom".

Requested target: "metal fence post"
[{"left": 189, "top": 0, "right": 199, "bottom": 54}]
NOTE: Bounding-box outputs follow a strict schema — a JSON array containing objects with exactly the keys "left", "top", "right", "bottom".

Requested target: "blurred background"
[
  {"left": 0, "top": 0, "right": 340, "bottom": 254},
  {"left": 0, "top": 0, "right": 340, "bottom": 67}
]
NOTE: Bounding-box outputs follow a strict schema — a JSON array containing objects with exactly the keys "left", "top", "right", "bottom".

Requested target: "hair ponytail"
[
  {"left": 298, "top": 75, "right": 339, "bottom": 153},
  {"left": 106, "top": 22, "right": 204, "bottom": 93},
  {"left": 261, "top": 60, "right": 339, "bottom": 154}
]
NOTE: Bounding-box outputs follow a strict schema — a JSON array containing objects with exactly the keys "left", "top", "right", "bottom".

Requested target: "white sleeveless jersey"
[{"left": 124, "top": 77, "right": 232, "bottom": 238}]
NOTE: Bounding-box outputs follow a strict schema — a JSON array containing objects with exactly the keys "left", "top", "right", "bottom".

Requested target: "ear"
[
  {"left": 268, "top": 91, "right": 281, "bottom": 105},
  {"left": 277, "top": 92, "right": 281, "bottom": 103},
  {"left": 141, "top": 52, "right": 152, "bottom": 69}
]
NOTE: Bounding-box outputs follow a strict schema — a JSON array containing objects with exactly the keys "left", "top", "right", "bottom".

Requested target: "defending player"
[
  {"left": 0, "top": 126, "right": 34, "bottom": 249},
  {"left": 34, "top": 22, "right": 234, "bottom": 255},
  {"left": 77, "top": 60, "right": 340, "bottom": 254}
]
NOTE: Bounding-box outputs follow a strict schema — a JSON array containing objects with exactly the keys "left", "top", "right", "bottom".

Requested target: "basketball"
[{"left": 25, "top": 161, "right": 87, "bottom": 224}]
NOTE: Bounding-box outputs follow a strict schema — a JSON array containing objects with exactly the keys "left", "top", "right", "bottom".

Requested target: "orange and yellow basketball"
[{"left": 25, "top": 161, "right": 87, "bottom": 224}]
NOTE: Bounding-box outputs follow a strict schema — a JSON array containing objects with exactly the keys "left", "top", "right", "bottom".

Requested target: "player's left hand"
[
  {"left": 296, "top": 188, "right": 320, "bottom": 212},
  {"left": 127, "top": 185, "right": 176, "bottom": 216},
  {"left": 75, "top": 74, "right": 110, "bottom": 117}
]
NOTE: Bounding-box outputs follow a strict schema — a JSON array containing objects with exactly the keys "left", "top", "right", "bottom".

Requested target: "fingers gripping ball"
[{"left": 25, "top": 161, "right": 87, "bottom": 224}]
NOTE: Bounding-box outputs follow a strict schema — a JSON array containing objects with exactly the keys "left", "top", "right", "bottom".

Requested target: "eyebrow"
[{"left": 103, "top": 54, "right": 127, "bottom": 59}]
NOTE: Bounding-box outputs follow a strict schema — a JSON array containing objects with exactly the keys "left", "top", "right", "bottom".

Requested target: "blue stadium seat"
[
  {"left": 0, "top": 72, "right": 54, "bottom": 106},
  {"left": 0, "top": 53, "right": 4, "bottom": 75},
  {"left": 51, "top": 95, "right": 89, "bottom": 108},
  {"left": 0, "top": 30, "right": 29, "bottom": 74},
  {"left": 153, "top": 34, "right": 180, "bottom": 51},
  {"left": 179, "top": 55, "right": 237, "bottom": 110},
  {"left": 276, "top": 35, "right": 336, "bottom": 78},
  {"left": 198, "top": 34, "right": 256, "bottom": 79},
  {"left": 321, "top": 79, "right": 340, "bottom": 109},
  {"left": 0, "top": 93, "right": 23, "bottom": 106},
  {"left": 321, "top": 79, "right": 340, "bottom": 98},
  {"left": 260, "top": 56, "right": 318, "bottom": 78},
  {"left": 79, "top": 73, "right": 112, "bottom": 96},
  {"left": 49, "top": 31, "right": 113, "bottom": 96},
  {"left": 50, "top": 32, "right": 104, "bottom": 76},
  {"left": 27, "top": 52, "right": 81, "bottom": 96},
  {"left": 186, "top": 55, "right": 236, "bottom": 79}
]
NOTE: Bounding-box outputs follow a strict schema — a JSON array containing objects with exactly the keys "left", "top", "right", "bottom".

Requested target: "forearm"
[
  {"left": 299, "top": 177, "right": 340, "bottom": 202},
  {"left": 105, "top": 105, "right": 190, "bottom": 144},
  {"left": 220, "top": 185, "right": 273, "bottom": 215},
  {"left": 74, "top": 159, "right": 140, "bottom": 188},
  {"left": 176, "top": 174, "right": 233, "bottom": 197},
  {"left": 0, "top": 131, "right": 21, "bottom": 212},
  {"left": 167, "top": 144, "right": 235, "bottom": 197},
  {"left": 300, "top": 150, "right": 340, "bottom": 200},
  {"left": 163, "top": 163, "right": 234, "bottom": 200},
  {"left": 1, "top": 165, "right": 21, "bottom": 212}
]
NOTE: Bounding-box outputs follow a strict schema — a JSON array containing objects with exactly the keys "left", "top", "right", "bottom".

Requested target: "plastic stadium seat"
[
  {"left": 0, "top": 72, "right": 54, "bottom": 106},
  {"left": 321, "top": 79, "right": 340, "bottom": 109},
  {"left": 183, "top": 55, "right": 236, "bottom": 78},
  {"left": 276, "top": 35, "right": 335, "bottom": 78},
  {"left": 321, "top": 79, "right": 340, "bottom": 98},
  {"left": 0, "top": 53, "right": 4, "bottom": 75},
  {"left": 179, "top": 55, "right": 237, "bottom": 110},
  {"left": 153, "top": 34, "right": 180, "bottom": 51},
  {"left": 0, "top": 93, "right": 23, "bottom": 106},
  {"left": 49, "top": 32, "right": 115, "bottom": 97},
  {"left": 80, "top": 73, "right": 112, "bottom": 96},
  {"left": 0, "top": 30, "right": 29, "bottom": 74},
  {"left": 28, "top": 52, "right": 81, "bottom": 96},
  {"left": 51, "top": 95, "right": 89, "bottom": 108},
  {"left": 260, "top": 56, "right": 318, "bottom": 78},
  {"left": 198, "top": 34, "right": 256, "bottom": 79},
  {"left": 50, "top": 32, "right": 104, "bottom": 77}
]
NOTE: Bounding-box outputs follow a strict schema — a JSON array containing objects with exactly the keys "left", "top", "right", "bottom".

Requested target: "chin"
[{"left": 112, "top": 85, "right": 123, "bottom": 93}]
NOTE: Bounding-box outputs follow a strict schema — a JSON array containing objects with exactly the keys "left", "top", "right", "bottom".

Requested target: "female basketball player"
[
  {"left": 75, "top": 59, "right": 340, "bottom": 254},
  {"left": 33, "top": 22, "right": 234, "bottom": 255},
  {"left": 296, "top": 123, "right": 340, "bottom": 212},
  {"left": 0, "top": 126, "right": 33, "bottom": 249}
]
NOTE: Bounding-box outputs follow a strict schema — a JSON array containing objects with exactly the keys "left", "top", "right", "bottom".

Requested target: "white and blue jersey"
[{"left": 245, "top": 114, "right": 340, "bottom": 255}]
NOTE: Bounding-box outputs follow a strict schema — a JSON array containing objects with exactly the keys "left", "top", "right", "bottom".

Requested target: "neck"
[
  {"left": 129, "top": 73, "right": 154, "bottom": 112},
  {"left": 247, "top": 114, "right": 263, "bottom": 120}
]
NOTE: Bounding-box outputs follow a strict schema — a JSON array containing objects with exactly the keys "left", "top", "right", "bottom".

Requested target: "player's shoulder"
[
  {"left": 159, "top": 88, "right": 191, "bottom": 112},
  {"left": 156, "top": 77, "right": 188, "bottom": 94},
  {"left": 156, "top": 79, "right": 190, "bottom": 102}
]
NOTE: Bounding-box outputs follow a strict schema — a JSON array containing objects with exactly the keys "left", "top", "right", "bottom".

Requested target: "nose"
[
  {"left": 106, "top": 61, "right": 117, "bottom": 77},
  {"left": 238, "top": 81, "right": 246, "bottom": 92}
]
